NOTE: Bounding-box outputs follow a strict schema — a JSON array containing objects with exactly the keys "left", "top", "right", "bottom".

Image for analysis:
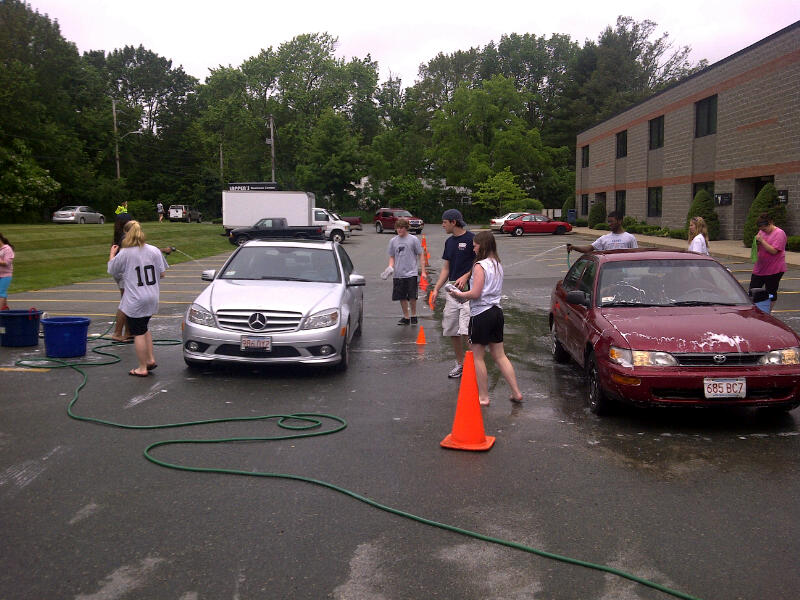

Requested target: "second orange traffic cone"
[
  {"left": 440, "top": 351, "right": 495, "bottom": 451},
  {"left": 416, "top": 326, "right": 426, "bottom": 345}
]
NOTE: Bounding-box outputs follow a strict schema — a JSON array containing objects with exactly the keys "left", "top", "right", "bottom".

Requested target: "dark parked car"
[
  {"left": 374, "top": 208, "right": 424, "bottom": 234},
  {"left": 502, "top": 214, "right": 571, "bottom": 236},
  {"left": 52, "top": 206, "right": 105, "bottom": 224},
  {"left": 169, "top": 205, "right": 202, "bottom": 222},
  {"left": 549, "top": 249, "right": 800, "bottom": 414}
]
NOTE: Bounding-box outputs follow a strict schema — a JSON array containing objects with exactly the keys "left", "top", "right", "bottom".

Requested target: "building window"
[
  {"left": 693, "top": 182, "right": 714, "bottom": 199},
  {"left": 695, "top": 95, "right": 717, "bottom": 137},
  {"left": 581, "top": 145, "right": 589, "bottom": 168},
  {"left": 594, "top": 192, "right": 606, "bottom": 211},
  {"left": 615, "top": 190, "right": 626, "bottom": 216},
  {"left": 616, "top": 131, "right": 627, "bottom": 158},
  {"left": 647, "top": 187, "right": 662, "bottom": 217},
  {"left": 581, "top": 194, "right": 589, "bottom": 216},
  {"left": 649, "top": 116, "right": 664, "bottom": 149}
]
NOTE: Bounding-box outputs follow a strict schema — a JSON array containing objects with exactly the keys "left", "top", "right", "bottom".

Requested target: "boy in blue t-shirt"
[{"left": 430, "top": 209, "right": 475, "bottom": 378}]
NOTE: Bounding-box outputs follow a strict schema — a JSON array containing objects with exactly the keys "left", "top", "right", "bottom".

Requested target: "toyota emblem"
[
  {"left": 713, "top": 354, "right": 727, "bottom": 364},
  {"left": 248, "top": 312, "right": 268, "bottom": 330}
]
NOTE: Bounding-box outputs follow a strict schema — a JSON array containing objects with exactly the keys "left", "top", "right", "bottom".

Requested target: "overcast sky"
[{"left": 29, "top": 0, "right": 799, "bottom": 87}]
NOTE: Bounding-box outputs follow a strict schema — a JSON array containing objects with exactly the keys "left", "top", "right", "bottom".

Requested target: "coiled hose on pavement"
[{"left": 15, "top": 329, "right": 705, "bottom": 600}]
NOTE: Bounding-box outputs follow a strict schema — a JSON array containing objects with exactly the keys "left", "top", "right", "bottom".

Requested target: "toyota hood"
[{"left": 602, "top": 306, "right": 800, "bottom": 353}]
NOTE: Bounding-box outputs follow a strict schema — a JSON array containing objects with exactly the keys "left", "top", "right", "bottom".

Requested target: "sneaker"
[
  {"left": 448, "top": 362, "right": 463, "bottom": 378},
  {"left": 397, "top": 317, "right": 411, "bottom": 325},
  {"left": 410, "top": 316, "right": 418, "bottom": 324}
]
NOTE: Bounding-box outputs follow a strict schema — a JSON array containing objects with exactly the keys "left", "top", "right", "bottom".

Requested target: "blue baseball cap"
[{"left": 442, "top": 209, "right": 465, "bottom": 226}]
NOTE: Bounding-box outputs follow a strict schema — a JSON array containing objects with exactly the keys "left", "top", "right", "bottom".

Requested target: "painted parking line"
[
  {"left": 0, "top": 367, "right": 52, "bottom": 372},
  {"left": 21, "top": 285, "right": 205, "bottom": 294},
  {"left": 6, "top": 299, "right": 193, "bottom": 304},
  {"left": 39, "top": 312, "right": 183, "bottom": 318}
]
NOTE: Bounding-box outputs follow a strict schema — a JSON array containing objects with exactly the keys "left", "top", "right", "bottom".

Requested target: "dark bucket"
[
  {"left": 41, "top": 317, "right": 91, "bottom": 358},
  {"left": 0, "top": 309, "right": 43, "bottom": 347}
]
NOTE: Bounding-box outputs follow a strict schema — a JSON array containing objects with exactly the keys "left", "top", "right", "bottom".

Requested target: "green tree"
[
  {"left": 472, "top": 168, "right": 542, "bottom": 215},
  {"left": 686, "top": 189, "right": 720, "bottom": 240},
  {"left": 743, "top": 183, "right": 787, "bottom": 247},
  {"left": 0, "top": 0, "right": 106, "bottom": 217},
  {"left": 295, "top": 109, "right": 362, "bottom": 207},
  {"left": 0, "top": 140, "right": 60, "bottom": 218}
]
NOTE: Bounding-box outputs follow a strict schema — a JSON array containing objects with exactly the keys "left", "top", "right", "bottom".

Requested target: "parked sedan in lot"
[
  {"left": 549, "top": 249, "right": 800, "bottom": 414},
  {"left": 182, "top": 239, "right": 364, "bottom": 371},
  {"left": 489, "top": 212, "right": 528, "bottom": 232},
  {"left": 503, "top": 214, "right": 571, "bottom": 236},
  {"left": 52, "top": 206, "right": 105, "bottom": 224}
]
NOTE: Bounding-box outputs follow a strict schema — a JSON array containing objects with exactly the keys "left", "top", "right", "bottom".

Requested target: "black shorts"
[
  {"left": 125, "top": 314, "right": 152, "bottom": 336},
  {"left": 468, "top": 305, "right": 504, "bottom": 345},
  {"left": 749, "top": 272, "right": 784, "bottom": 301},
  {"left": 392, "top": 276, "right": 418, "bottom": 301}
]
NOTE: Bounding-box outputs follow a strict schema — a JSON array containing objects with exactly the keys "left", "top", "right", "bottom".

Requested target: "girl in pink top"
[
  {"left": 750, "top": 213, "right": 787, "bottom": 311},
  {"left": 0, "top": 232, "right": 14, "bottom": 310}
]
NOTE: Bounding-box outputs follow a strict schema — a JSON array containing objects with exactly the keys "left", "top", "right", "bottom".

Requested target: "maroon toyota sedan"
[
  {"left": 549, "top": 249, "right": 800, "bottom": 414},
  {"left": 502, "top": 213, "right": 571, "bottom": 236}
]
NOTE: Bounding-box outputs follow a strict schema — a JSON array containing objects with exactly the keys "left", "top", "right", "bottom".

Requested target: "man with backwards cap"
[{"left": 430, "top": 209, "right": 475, "bottom": 378}]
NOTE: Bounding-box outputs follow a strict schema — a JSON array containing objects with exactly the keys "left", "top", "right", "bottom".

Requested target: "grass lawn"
[{"left": 1, "top": 222, "right": 234, "bottom": 293}]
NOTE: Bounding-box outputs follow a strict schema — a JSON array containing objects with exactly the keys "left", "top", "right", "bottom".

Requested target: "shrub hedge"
[
  {"left": 687, "top": 189, "right": 720, "bottom": 240},
  {"left": 588, "top": 202, "right": 606, "bottom": 228},
  {"left": 743, "top": 183, "right": 787, "bottom": 247}
]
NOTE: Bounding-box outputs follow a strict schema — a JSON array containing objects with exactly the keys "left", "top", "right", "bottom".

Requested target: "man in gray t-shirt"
[{"left": 386, "top": 219, "right": 426, "bottom": 325}]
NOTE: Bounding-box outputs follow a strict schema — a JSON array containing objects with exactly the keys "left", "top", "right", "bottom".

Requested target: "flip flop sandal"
[
  {"left": 146, "top": 363, "right": 157, "bottom": 371},
  {"left": 129, "top": 369, "right": 150, "bottom": 377}
]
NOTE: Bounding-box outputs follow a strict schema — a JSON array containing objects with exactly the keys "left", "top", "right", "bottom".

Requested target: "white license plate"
[
  {"left": 703, "top": 378, "right": 746, "bottom": 398},
  {"left": 240, "top": 336, "right": 271, "bottom": 351}
]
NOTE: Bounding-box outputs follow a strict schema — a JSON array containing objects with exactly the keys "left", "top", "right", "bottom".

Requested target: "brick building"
[{"left": 575, "top": 21, "right": 799, "bottom": 239}]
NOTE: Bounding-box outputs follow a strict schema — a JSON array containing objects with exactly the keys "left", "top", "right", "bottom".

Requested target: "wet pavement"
[{"left": 2, "top": 227, "right": 800, "bottom": 599}]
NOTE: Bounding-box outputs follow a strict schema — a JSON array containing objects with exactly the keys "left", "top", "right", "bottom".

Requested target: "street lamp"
[
  {"left": 266, "top": 115, "right": 276, "bottom": 183},
  {"left": 112, "top": 98, "right": 142, "bottom": 180}
]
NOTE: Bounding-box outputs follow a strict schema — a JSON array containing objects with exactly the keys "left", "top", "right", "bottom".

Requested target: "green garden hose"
[{"left": 16, "top": 336, "right": 705, "bottom": 600}]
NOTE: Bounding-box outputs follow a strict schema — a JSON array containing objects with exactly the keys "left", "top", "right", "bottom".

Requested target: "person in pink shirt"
[
  {"left": 750, "top": 212, "right": 787, "bottom": 312},
  {"left": 0, "top": 232, "right": 14, "bottom": 310}
]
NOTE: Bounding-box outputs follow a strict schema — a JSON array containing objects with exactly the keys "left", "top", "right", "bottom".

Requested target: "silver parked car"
[
  {"left": 182, "top": 239, "right": 365, "bottom": 371},
  {"left": 52, "top": 206, "right": 105, "bottom": 224}
]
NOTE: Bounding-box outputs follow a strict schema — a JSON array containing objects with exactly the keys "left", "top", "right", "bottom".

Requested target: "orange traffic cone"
[
  {"left": 428, "top": 291, "right": 435, "bottom": 311},
  {"left": 419, "top": 275, "right": 429, "bottom": 292},
  {"left": 440, "top": 351, "right": 495, "bottom": 451},
  {"left": 416, "top": 326, "right": 426, "bottom": 345}
]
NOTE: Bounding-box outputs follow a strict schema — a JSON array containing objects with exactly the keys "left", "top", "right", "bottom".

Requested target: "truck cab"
[{"left": 312, "top": 208, "right": 350, "bottom": 244}]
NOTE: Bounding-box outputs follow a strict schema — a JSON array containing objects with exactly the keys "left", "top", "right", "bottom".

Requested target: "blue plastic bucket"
[
  {"left": 0, "top": 309, "right": 43, "bottom": 347},
  {"left": 41, "top": 317, "right": 91, "bottom": 358}
]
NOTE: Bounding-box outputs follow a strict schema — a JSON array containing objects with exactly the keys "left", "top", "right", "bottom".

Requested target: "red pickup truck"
[{"left": 337, "top": 215, "right": 363, "bottom": 230}]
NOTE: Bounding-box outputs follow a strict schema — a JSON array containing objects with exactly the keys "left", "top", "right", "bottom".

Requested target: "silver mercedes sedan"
[{"left": 182, "top": 239, "right": 364, "bottom": 371}]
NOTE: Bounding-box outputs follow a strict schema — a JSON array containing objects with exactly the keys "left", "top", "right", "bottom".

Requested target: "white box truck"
[{"left": 222, "top": 183, "right": 350, "bottom": 243}]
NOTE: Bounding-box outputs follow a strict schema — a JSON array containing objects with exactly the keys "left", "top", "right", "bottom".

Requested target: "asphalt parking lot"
[{"left": 3, "top": 227, "right": 800, "bottom": 600}]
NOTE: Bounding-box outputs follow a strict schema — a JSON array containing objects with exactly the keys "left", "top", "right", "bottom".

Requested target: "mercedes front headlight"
[
  {"left": 302, "top": 309, "right": 339, "bottom": 330},
  {"left": 187, "top": 304, "right": 216, "bottom": 327}
]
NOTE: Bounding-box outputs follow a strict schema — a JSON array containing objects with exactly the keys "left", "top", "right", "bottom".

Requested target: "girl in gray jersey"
[{"left": 108, "top": 221, "right": 169, "bottom": 377}]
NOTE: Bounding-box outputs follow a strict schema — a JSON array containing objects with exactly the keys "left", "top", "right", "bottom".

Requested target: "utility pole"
[
  {"left": 266, "top": 115, "right": 276, "bottom": 183},
  {"left": 112, "top": 98, "right": 120, "bottom": 180},
  {"left": 219, "top": 142, "right": 224, "bottom": 182},
  {"left": 112, "top": 98, "right": 140, "bottom": 179}
]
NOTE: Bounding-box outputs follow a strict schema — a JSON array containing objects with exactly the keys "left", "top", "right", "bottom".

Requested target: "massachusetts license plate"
[
  {"left": 703, "top": 378, "right": 746, "bottom": 398},
  {"left": 240, "top": 336, "right": 271, "bottom": 351}
]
